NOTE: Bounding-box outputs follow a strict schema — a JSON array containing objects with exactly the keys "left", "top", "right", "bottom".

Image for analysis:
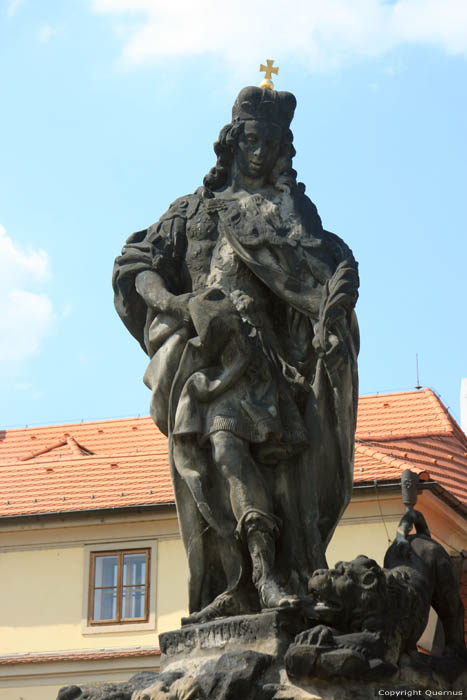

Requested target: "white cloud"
[
  {"left": 38, "top": 23, "right": 61, "bottom": 43},
  {"left": 0, "top": 226, "right": 55, "bottom": 366},
  {"left": 14, "top": 381, "right": 33, "bottom": 391},
  {"left": 7, "top": 0, "right": 23, "bottom": 18},
  {"left": 0, "top": 225, "right": 49, "bottom": 284},
  {"left": 392, "top": 0, "right": 467, "bottom": 54},
  {"left": 91, "top": 0, "right": 467, "bottom": 74},
  {"left": 62, "top": 303, "right": 73, "bottom": 318}
]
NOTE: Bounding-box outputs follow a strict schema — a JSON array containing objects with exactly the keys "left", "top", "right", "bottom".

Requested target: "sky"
[{"left": 1, "top": 0, "right": 466, "bottom": 429}]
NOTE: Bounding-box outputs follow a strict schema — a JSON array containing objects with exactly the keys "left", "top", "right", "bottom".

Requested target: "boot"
[{"left": 245, "top": 514, "right": 298, "bottom": 609}]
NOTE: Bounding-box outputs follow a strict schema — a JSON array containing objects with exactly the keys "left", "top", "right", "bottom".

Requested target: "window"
[
  {"left": 88, "top": 548, "right": 150, "bottom": 625},
  {"left": 82, "top": 539, "right": 157, "bottom": 634}
]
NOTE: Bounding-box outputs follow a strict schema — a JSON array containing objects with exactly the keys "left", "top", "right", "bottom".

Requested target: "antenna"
[{"left": 415, "top": 353, "right": 421, "bottom": 390}]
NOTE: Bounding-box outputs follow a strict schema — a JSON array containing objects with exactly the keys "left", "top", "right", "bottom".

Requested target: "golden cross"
[
  {"left": 260, "top": 59, "right": 279, "bottom": 81},
  {"left": 259, "top": 59, "right": 279, "bottom": 90}
]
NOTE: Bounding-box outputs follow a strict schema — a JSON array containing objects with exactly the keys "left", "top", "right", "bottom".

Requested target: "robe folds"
[{"left": 113, "top": 187, "right": 359, "bottom": 614}]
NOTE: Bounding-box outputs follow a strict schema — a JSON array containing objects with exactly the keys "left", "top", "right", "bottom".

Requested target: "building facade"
[{"left": 1, "top": 389, "right": 466, "bottom": 699}]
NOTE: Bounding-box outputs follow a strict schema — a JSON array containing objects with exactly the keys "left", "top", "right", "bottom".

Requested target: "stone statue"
[
  {"left": 59, "top": 82, "right": 465, "bottom": 700},
  {"left": 113, "top": 85, "right": 360, "bottom": 625}
]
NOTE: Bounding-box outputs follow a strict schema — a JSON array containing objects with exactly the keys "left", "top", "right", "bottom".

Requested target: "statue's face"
[{"left": 234, "top": 120, "right": 282, "bottom": 181}]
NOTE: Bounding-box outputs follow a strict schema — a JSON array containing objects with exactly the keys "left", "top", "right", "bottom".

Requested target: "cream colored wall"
[
  {"left": 156, "top": 538, "right": 189, "bottom": 635},
  {"left": 1, "top": 489, "right": 465, "bottom": 698},
  {"left": 326, "top": 492, "right": 405, "bottom": 566},
  {"left": 2, "top": 545, "right": 88, "bottom": 655},
  {"left": 0, "top": 655, "right": 159, "bottom": 700},
  {"left": 1, "top": 682, "right": 64, "bottom": 700},
  {"left": 0, "top": 512, "right": 188, "bottom": 656},
  {"left": 327, "top": 489, "right": 467, "bottom": 566}
]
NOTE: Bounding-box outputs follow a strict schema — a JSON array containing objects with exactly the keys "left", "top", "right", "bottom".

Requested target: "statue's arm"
[
  {"left": 311, "top": 231, "right": 360, "bottom": 376},
  {"left": 135, "top": 270, "right": 192, "bottom": 324},
  {"left": 113, "top": 195, "right": 199, "bottom": 349}
]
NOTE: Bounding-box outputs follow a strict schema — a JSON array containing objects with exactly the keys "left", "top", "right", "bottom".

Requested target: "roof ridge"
[
  {"left": 355, "top": 443, "right": 430, "bottom": 478},
  {"left": 2, "top": 416, "right": 153, "bottom": 433},
  {"left": 425, "top": 389, "right": 467, "bottom": 447},
  {"left": 0, "top": 451, "right": 169, "bottom": 467},
  {"left": 20, "top": 438, "right": 68, "bottom": 462},
  {"left": 424, "top": 388, "right": 458, "bottom": 434},
  {"left": 362, "top": 434, "right": 467, "bottom": 452},
  {"left": 358, "top": 388, "right": 433, "bottom": 400},
  {"left": 18, "top": 433, "right": 97, "bottom": 462},
  {"left": 357, "top": 436, "right": 467, "bottom": 463},
  {"left": 356, "top": 428, "right": 453, "bottom": 441},
  {"left": 66, "top": 436, "right": 94, "bottom": 456}
]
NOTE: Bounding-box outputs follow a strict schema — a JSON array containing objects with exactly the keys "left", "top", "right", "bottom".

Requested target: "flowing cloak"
[{"left": 113, "top": 187, "right": 360, "bottom": 614}]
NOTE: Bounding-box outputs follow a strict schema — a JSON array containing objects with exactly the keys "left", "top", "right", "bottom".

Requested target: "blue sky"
[{"left": 1, "top": 0, "right": 466, "bottom": 428}]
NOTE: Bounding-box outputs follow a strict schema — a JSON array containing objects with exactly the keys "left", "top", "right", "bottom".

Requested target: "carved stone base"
[
  {"left": 160, "top": 608, "right": 306, "bottom": 671},
  {"left": 57, "top": 613, "right": 467, "bottom": 700}
]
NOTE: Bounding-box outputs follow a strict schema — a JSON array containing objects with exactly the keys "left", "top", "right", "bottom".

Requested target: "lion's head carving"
[
  {"left": 287, "top": 532, "right": 466, "bottom": 683},
  {"left": 308, "top": 554, "right": 428, "bottom": 656},
  {"left": 309, "top": 556, "right": 388, "bottom": 631}
]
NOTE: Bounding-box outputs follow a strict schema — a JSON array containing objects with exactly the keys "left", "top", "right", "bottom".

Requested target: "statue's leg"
[
  {"left": 210, "top": 430, "right": 270, "bottom": 518},
  {"left": 173, "top": 434, "right": 257, "bottom": 624},
  {"left": 210, "top": 430, "right": 299, "bottom": 610}
]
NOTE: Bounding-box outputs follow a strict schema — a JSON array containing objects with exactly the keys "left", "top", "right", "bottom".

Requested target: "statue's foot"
[
  {"left": 257, "top": 576, "right": 299, "bottom": 610},
  {"left": 181, "top": 590, "right": 249, "bottom": 626}
]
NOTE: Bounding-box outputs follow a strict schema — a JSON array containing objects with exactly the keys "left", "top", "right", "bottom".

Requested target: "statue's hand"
[
  {"left": 136, "top": 270, "right": 191, "bottom": 320},
  {"left": 313, "top": 331, "right": 345, "bottom": 374},
  {"left": 164, "top": 287, "right": 225, "bottom": 325},
  {"left": 295, "top": 624, "right": 336, "bottom": 648},
  {"left": 163, "top": 293, "right": 194, "bottom": 324},
  {"left": 230, "top": 290, "right": 254, "bottom": 314}
]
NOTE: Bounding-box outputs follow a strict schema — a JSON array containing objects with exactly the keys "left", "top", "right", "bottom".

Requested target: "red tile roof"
[
  {"left": 356, "top": 388, "right": 456, "bottom": 440},
  {"left": 0, "top": 417, "right": 171, "bottom": 517},
  {"left": 355, "top": 389, "right": 467, "bottom": 505},
  {"left": 1, "top": 389, "right": 466, "bottom": 518}
]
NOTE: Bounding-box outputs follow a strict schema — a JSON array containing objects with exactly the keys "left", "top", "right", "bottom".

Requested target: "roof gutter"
[
  {"left": 353, "top": 479, "right": 467, "bottom": 519},
  {"left": 419, "top": 480, "right": 467, "bottom": 519},
  {"left": 0, "top": 501, "right": 176, "bottom": 525},
  {"left": 2, "top": 479, "right": 466, "bottom": 525}
]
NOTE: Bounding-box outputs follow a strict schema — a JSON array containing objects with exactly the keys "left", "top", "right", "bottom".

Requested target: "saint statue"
[{"left": 113, "top": 85, "right": 359, "bottom": 624}]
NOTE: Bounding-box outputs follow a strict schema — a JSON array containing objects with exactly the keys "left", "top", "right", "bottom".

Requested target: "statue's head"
[{"left": 204, "top": 86, "right": 303, "bottom": 193}]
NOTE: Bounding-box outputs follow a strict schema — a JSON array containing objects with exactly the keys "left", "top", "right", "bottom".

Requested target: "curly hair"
[{"left": 203, "top": 120, "right": 305, "bottom": 195}]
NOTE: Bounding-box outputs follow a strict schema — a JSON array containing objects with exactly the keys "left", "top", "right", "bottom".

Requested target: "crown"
[{"left": 231, "top": 86, "right": 296, "bottom": 130}]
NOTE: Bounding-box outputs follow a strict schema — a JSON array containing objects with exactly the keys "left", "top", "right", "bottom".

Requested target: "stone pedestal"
[
  {"left": 153, "top": 611, "right": 467, "bottom": 700},
  {"left": 57, "top": 614, "right": 467, "bottom": 700},
  {"left": 160, "top": 608, "right": 306, "bottom": 672}
]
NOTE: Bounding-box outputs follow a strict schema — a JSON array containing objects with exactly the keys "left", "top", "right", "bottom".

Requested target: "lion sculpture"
[{"left": 285, "top": 519, "right": 466, "bottom": 681}]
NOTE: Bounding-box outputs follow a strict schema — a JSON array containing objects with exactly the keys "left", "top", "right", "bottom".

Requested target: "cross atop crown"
[{"left": 259, "top": 60, "right": 279, "bottom": 90}]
